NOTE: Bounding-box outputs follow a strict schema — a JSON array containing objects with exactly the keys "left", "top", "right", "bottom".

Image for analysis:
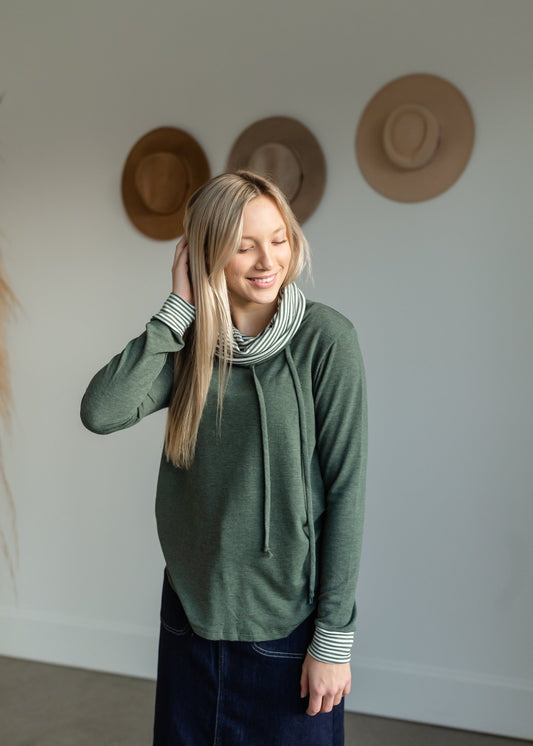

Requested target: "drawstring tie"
[
  {"left": 284, "top": 347, "right": 317, "bottom": 604},
  {"left": 251, "top": 351, "right": 317, "bottom": 603},
  {"left": 251, "top": 366, "right": 273, "bottom": 558}
]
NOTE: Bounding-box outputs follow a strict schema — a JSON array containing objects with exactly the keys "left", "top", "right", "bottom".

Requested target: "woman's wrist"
[{"left": 307, "top": 626, "right": 354, "bottom": 664}]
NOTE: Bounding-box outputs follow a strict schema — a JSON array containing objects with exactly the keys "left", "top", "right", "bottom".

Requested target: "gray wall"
[{"left": 1, "top": 0, "right": 532, "bottom": 739}]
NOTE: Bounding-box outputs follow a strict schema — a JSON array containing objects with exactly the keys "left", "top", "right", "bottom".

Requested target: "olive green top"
[{"left": 81, "top": 298, "right": 367, "bottom": 658}]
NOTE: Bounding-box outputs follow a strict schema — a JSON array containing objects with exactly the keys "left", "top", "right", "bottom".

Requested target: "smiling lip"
[{"left": 247, "top": 274, "right": 277, "bottom": 288}]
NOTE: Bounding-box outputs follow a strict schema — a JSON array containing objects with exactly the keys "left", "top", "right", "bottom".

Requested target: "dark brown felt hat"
[
  {"left": 121, "top": 127, "right": 210, "bottom": 240},
  {"left": 356, "top": 74, "right": 475, "bottom": 202},
  {"left": 226, "top": 116, "right": 326, "bottom": 223}
]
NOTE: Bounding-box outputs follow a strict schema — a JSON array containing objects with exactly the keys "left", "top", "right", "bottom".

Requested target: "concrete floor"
[{"left": 0, "top": 655, "right": 529, "bottom": 746}]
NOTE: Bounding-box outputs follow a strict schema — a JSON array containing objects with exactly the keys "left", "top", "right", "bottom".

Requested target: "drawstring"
[
  {"left": 285, "top": 347, "right": 317, "bottom": 604},
  {"left": 251, "top": 366, "right": 273, "bottom": 558},
  {"left": 251, "top": 352, "right": 316, "bottom": 603}
]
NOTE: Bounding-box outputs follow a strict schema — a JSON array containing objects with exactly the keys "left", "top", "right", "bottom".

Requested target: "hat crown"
[
  {"left": 227, "top": 115, "right": 326, "bottom": 223},
  {"left": 247, "top": 142, "right": 303, "bottom": 202},
  {"left": 382, "top": 103, "right": 440, "bottom": 171},
  {"left": 355, "top": 73, "right": 475, "bottom": 202},
  {"left": 134, "top": 152, "right": 189, "bottom": 215}
]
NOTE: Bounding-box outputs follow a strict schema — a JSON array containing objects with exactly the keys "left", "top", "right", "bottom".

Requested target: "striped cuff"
[
  {"left": 153, "top": 293, "right": 196, "bottom": 337},
  {"left": 307, "top": 626, "right": 354, "bottom": 664}
]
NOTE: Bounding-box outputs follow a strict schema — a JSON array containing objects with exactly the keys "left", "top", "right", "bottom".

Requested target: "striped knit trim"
[
  {"left": 307, "top": 626, "right": 354, "bottom": 664},
  {"left": 223, "top": 283, "right": 306, "bottom": 366},
  {"left": 153, "top": 293, "right": 196, "bottom": 337},
  {"left": 153, "top": 285, "right": 306, "bottom": 366}
]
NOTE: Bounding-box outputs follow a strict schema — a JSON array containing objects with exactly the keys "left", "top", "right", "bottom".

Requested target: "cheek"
[
  {"left": 226, "top": 252, "right": 251, "bottom": 274},
  {"left": 224, "top": 269, "right": 234, "bottom": 288},
  {"left": 281, "top": 246, "right": 292, "bottom": 268},
  {"left": 224, "top": 259, "right": 243, "bottom": 286}
]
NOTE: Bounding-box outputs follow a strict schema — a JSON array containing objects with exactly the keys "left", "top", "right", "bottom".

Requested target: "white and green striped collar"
[
  {"left": 226, "top": 283, "right": 306, "bottom": 366},
  {"left": 153, "top": 283, "right": 306, "bottom": 367}
]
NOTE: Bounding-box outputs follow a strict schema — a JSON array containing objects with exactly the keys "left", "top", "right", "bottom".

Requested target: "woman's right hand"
[{"left": 172, "top": 236, "right": 194, "bottom": 306}]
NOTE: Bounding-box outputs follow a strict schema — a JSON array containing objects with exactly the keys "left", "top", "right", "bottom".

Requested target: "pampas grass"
[
  {"left": 1, "top": 91, "right": 20, "bottom": 592},
  {"left": 0, "top": 253, "right": 19, "bottom": 591}
]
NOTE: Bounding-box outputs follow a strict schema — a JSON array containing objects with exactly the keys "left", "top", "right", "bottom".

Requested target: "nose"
[{"left": 255, "top": 245, "right": 274, "bottom": 270}]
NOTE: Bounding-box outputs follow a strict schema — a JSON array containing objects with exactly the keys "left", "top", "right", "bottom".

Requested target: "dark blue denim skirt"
[{"left": 153, "top": 571, "right": 344, "bottom": 745}]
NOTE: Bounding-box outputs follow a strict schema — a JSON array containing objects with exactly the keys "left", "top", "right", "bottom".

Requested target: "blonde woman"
[{"left": 81, "top": 171, "right": 367, "bottom": 746}]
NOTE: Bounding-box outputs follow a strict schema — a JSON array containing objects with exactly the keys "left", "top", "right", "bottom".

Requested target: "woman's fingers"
[
  {"left": 321, "top": 694, "right": 337, "bottom": 713},
  {"left": 301, "top": 654, "right": 350, "bottom": 716},
  {"left": 172, "top": 237, "right": 187, "bottom": 274},
  {"left": 173, "top": 234, "right": 187, "bottom": 255},
  {"left": 171, "top": 237, "right": 194, "bottom": 305}
]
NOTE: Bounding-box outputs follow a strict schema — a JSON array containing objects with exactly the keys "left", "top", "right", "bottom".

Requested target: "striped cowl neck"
[{"left": 222, "top": 283, "right": 306, "bottom": 366}]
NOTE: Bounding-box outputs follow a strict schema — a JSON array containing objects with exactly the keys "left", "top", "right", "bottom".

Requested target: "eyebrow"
[{"left": 241, "top": 225, "right": 287, "bottom": 240}]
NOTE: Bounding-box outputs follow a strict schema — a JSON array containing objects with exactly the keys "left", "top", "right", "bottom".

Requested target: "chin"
[{"left": 253, "top": 284, "right": 283, "bottom": 302}]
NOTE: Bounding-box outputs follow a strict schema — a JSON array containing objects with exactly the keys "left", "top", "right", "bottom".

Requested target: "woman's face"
[{"left": 224, "top": 195, "right": 291, "bottom": 320}]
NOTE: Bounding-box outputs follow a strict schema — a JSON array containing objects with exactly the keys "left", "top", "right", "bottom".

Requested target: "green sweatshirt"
[{"left": 81, "top": 298, "right": 367, "bottom": 659}]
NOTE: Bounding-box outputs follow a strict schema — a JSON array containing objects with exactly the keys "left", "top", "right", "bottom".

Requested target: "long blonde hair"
[{"left": 164, "top": 170, "right": 310, "bottom": 468}]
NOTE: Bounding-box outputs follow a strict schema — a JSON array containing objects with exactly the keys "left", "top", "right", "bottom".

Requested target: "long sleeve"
[
  {"left": 80, "top": 297, "right": 195, "bottom": 434},
  {"left": 310, "top": 326, "right": 368, "bottom": 652}
]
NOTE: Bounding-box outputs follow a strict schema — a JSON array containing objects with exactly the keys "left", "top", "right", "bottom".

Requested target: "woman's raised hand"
[{"left": 172, "top": 236, "right": 194, "bottom": 306}]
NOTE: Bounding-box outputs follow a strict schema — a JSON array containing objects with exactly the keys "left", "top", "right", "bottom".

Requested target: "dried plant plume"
[{"left": 0, "top": 255, "right": 19, "bottom": 591}]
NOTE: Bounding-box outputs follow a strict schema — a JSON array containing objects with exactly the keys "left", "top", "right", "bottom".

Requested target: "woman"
[{"left": 81, "top": 171, "right": 367, "bottom": 745}]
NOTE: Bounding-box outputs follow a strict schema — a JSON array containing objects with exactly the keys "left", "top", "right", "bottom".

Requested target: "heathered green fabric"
[{"left": 81, "top": 300, "right": 367, "bottom": 642}]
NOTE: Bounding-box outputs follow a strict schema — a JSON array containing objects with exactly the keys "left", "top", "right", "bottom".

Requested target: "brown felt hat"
[
  {"left": 121, "top": 127, "right": 210, "bottom": 240},
  {"left": 226, "top": 116, "right": 326, "bottom": 223},
  {"left": 356, "top": 73, "right": 475, "bottom": 202}
]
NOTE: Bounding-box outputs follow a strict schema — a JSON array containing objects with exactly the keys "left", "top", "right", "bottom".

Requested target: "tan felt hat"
[
  {"left": 226, "top": 116, "right": 326, "bottom": 223},
  {"left": 356, "top": 73, "right": 475, "bottom": 202},
  {"left": 121, "top": 127, "right": 210, "bottom": 240}
]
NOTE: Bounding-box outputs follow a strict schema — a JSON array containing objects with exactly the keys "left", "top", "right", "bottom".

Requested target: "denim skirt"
[{"left": 153, "top": 571, "right": 344, "bottom": 746}]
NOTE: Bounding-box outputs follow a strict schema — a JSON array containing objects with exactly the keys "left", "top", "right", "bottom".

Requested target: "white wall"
[{"left": 1, "top": 0, "right": 532, "bottom": 739}]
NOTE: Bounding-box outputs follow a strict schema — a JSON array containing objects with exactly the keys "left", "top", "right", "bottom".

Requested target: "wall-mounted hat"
[
  {"left": 121, "top": 127, "right": 210, "bottom": 240},
  {"left": 355, "top": 74, "right": 475, "bottom": 203},
  {"left": 226, "top": 116, "right": 326, "bottom": 223}
]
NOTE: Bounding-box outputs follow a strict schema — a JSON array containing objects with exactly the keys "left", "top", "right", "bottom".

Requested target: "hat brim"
[
  {"left": 122, "top": 127, "right": 210, "bottom": 240},
  {"left": 226, "top": 116, "right": 326, "bottom": 223},
  {"left": 356, "top": 74, "right": 475, "bottom": 203}
]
